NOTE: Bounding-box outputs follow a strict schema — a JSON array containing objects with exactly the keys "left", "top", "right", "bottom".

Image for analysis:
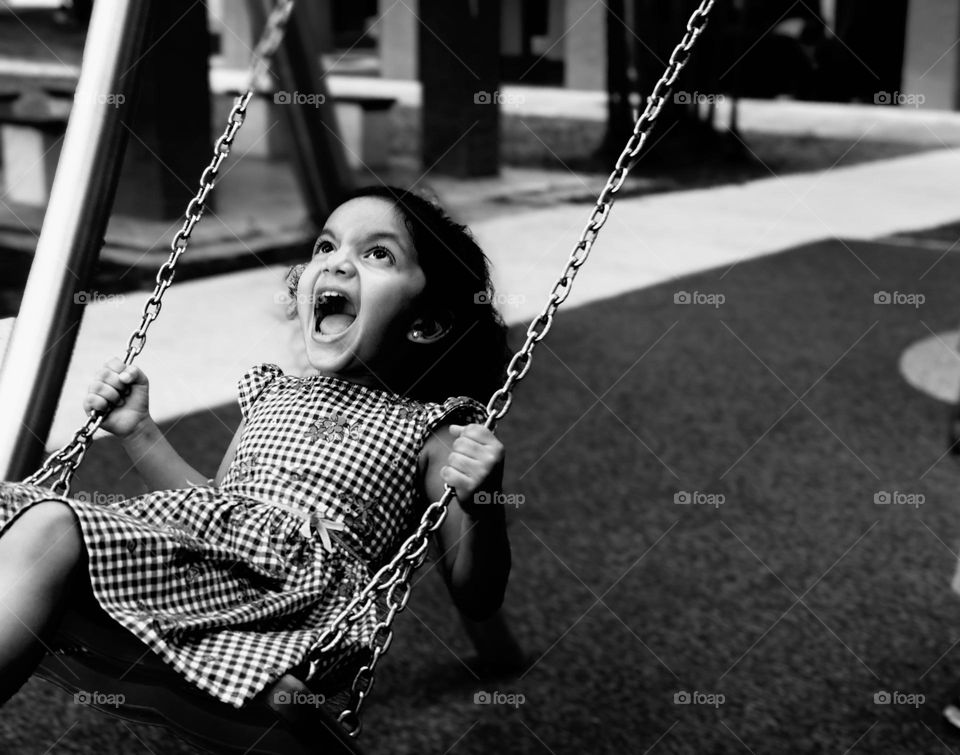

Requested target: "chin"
[{"left": 301, "top": 322, "right": 377, "bottom": 380}]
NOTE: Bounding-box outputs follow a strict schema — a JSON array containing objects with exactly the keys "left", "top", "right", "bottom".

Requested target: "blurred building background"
[
  {"left": 0, "top": 0, "right": 957, "bottom": 288},
  {"left": 274, "top": 0, "right": 955, "bottom": 108},
  {"left": 1, "top": 0, "right": 956, "bottom": 314},
  {"left": 2, "top": 6, "right": 960, "bottom": 753}
]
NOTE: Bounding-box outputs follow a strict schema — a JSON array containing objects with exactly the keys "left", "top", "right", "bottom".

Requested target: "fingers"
[
  {"left": 99, "top": 359, "right": 145, "bottom": 388},
  {"left": 444, "top": 451, "right": 485, "bottom": 478},
  {"left": 105, "top": 358, "right": 145, "bottom": 380},
  {"left": 85, "top": 358, "right": 145, "bottom": 414},
  {"left": 87, "top": 381, "right": 124, "bottom": 405},
  {"left": 440, "top": 462, "right": 475, "bottom": 497},
  {"left": 449, "top": 423, "right": 503, "bottom": 463},
  {"left": 449, "top": 423, "right": 501, "bottom": 449},
  {"left": 449, "top": 423, "right": 494, "bottom": 442},
  {"left": 441, "top": 423, "right": 506, "bottom": 505},
  {"left": 83, "top": 392, "right": 114, "bottom": 414},
  {"left": 451, "top": 434, "right": 485, "bottom": 457}
]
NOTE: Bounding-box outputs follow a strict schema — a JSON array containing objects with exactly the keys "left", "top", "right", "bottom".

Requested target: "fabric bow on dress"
[{"left": 298, "top": 513, "right": 347, "bottom": 552}]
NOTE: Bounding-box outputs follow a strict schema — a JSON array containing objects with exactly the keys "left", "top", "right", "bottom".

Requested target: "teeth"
[{"left": 312, "top": 290, "right": 357, "bottom": 333}]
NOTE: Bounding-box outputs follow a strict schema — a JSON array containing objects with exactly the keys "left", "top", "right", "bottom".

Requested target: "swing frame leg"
[{"left": 0, "top": 0, "right": 154, "bottom": 482}]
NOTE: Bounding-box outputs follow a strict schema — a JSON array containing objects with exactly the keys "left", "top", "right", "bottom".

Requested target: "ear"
[
  {"left": 406, "top": 311, "right": 453, "bottom": 344},
  {"left": 284, "top": 263, "right": 306, "bottom": 320}
]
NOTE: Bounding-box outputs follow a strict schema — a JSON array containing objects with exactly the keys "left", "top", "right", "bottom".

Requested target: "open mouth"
[{"left": 313, "top": 289, "right": 358, "bottom": 337}]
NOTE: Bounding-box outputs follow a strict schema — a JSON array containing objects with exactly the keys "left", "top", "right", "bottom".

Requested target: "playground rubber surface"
[{"left": 4, "top": 231, "right": 960, "bottom": 754}]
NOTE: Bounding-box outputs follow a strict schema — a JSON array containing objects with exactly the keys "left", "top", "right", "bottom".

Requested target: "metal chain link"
[
  {"left": 312, "top": 0, "right": 716, "bottom": 736},
  {"left": 23, "top": 0, "right": 296, "bottom": 496},
  {"left": 21, "top": 0, "right": 714, "bottom": 736}
]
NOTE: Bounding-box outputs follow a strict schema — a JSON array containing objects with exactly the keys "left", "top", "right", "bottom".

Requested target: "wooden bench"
[
  {"left": 0, "top": 65, "right": 77, "bottom": 206},
  {"left": 209, "top": 68, "right": 396, "bottom": 170}
]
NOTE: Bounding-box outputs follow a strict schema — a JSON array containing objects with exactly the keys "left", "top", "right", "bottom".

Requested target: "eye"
[
  {"left": 313, "top": 239, "right": 334, "bottom": 256},
  {"left": 365, "top": 245, "right": 394, "bottom": 263}
]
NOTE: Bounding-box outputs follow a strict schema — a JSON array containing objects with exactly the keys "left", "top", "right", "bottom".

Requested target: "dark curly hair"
[{"left": 287, "top": 185, "right": 511, "bottom": 406}]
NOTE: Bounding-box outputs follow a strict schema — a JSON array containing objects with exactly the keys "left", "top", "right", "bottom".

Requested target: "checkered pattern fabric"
[{"left": 0, "top": 363, "right": 487, "bottom": 709}]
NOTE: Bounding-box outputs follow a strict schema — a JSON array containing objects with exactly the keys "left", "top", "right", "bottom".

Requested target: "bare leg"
[
  {"left": 950, "top": 331, "right": 960, "bottom": 455},
  {"left": 0, "top": 501, "right": 88, "bottom": 704},
  {"left": 458, "top": 607, "right": 526, "bottom": 677},
  {"left": 949, "top": 399, "right": 960, "bottom": 456}
]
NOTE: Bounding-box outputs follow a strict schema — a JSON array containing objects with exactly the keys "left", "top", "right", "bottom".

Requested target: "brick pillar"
[
  {"left": 834, "top": 0, "right": 908, "bottom": 103},
  {"left": 564, "top": 0, "right": 606, "bottom": 90},
  {"left": 378, "top": 0, "right": 418, "bottom": 80},
  {"left": 903, "top": 0, "right": 960, "bottom": 110},
  {"left": 419, "top": 0, "right": 501, "bottom": 177},
  {"left": 115, "top": 0, "right": 211, "bottom": 219},
  {"left": 502, "top": 0, "right": 523, "bottom": 56}
]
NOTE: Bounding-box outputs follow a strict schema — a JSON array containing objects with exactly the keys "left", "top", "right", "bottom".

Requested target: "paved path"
[
  {"left": 2, "top": 91, "right": 960, "bottom": 449},
  {"left": 8, "top": 146, "right": 952, "bottom": 448},
  {"left": 328, "top": 76, "right": 960, "bottom": 146}
]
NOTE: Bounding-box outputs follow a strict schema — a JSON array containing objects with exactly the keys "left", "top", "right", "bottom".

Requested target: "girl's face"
[{"left": 296, "top": 196, "right": 426, "bottom": 386}]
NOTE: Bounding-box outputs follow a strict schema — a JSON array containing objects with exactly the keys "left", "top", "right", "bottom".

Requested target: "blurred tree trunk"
[
  {"left": 598, "top": 0, "right": 727, "bottom": 166},
  {"left": 832, "top": 0, "right": 908, "bottom": 103},
  {"left": 598, "top": 0, "right": 633, "bottom": 160},
  {"left": 419, "top": 0, "right": 501, "bottom": 177},
  {"left": 116, "top": 0, "right": 211, "bottom": 219}
]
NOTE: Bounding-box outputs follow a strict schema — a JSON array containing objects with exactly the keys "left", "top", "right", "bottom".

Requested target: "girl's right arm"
[{"left": 84, "top": 357, "right": 212, "bottom": 491}]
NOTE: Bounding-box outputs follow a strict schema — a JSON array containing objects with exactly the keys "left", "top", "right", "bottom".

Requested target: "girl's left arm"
[{"left": 420, "top": 422, "right": 511, "bottom": 621}]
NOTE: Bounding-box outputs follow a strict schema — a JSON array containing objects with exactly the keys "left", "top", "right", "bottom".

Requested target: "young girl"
[{"left": 0, "top": 186, "right": 513, "bottom": 710}]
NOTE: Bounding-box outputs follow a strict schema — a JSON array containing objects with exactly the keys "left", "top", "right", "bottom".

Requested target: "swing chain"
[
  {"left": 22, "top": 0, "right": 296, "bottom": 497},
  {"left": 306, "top": 487, "right": 456, "bottom": 737},
  {"left": 485, "top": 0, "right": 716, "bottom": 427},
  {"left": 314, "top": 0, "right": 716, "bottom": 735},
  {"left": 22, "top": 0, "right": 713, "bottom": 734}
]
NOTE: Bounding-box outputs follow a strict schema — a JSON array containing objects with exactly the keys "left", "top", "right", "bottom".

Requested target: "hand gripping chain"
[{"left": 24, "top": 0, "right": 296, "bottom": 495}]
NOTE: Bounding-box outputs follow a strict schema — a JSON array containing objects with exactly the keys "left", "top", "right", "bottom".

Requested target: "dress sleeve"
[
  {"left": 419, "top": 396, "right": 489, "bottom": 447},
  {"left": 237, "top": 363, "right": 284, "bottom": 421}
]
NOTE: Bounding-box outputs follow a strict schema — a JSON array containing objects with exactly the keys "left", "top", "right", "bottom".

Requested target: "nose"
[{"left": 319, "top": 246, "right": 355, "bottom": 276}]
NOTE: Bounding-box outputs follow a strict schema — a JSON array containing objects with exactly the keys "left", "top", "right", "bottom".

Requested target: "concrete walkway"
[
  {"left": 0, "top": 143, "right": 947, "bottom": 450},
  {"left": 329, "top": 76, "right": 960, "bottom": 146},
  {"left": 3, "top": 85, "right": 960, "bottom": 450}
]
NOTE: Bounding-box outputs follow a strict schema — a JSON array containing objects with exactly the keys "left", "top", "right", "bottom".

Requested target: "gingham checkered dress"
[{"left": 0, "top": 363, "right": 487, "bottom": 708}]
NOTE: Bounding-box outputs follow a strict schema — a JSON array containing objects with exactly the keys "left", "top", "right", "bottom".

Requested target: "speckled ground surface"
[{"left": 5, "top": 235, "right": 960, "bottom": 754}]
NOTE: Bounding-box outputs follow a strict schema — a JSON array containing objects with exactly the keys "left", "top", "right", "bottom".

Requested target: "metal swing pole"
[
  {"left": 0, "top": 0, "right": 153, "bottom": 482},
  {"left": 245, "top": 0, "right": 352, "bottom": 227}
]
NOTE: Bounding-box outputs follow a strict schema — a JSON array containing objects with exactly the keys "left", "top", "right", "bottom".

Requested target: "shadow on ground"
[{"left": 4, "top": 235, "right": 960, "bottom": 754}]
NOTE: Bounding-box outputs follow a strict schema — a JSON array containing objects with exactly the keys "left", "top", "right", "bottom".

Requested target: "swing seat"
[{"left": 34, "top": 599, "right": 362, "bottom": 755}]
